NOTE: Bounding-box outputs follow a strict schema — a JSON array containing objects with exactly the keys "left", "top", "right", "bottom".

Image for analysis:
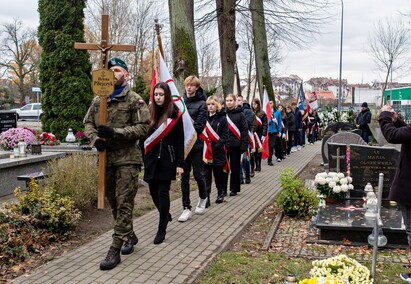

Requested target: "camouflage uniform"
[{"left": 84, "top": 85, "right": 149, "bottom": 249}]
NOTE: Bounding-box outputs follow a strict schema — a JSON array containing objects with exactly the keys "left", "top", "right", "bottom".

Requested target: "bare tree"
[
  {"left": 197, "top": 34, "right": 218, "bottom": 91},
  {"left": 368, "top": 16, "right": 410, "bottom": 103},
  {"left": 0, "top": 19, "right": 39, "bottom": 103}
]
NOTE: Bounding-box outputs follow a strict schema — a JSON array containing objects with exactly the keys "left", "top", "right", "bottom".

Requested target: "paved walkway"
[{"left": 11, "top": 144, "right": 321, "bottom": 284}]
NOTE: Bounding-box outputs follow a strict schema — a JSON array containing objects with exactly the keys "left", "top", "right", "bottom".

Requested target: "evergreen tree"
[
  {"left": 38, "top": 0, "right": 92, "bottom": 140},
  {"left": 133, "top": 74, "right": 150, "bottom": 103}
]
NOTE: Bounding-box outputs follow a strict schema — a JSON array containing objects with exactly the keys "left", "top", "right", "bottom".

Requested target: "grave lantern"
[
  {"left": 31, "top": 141, "right": 42, "bottom": 155},
  {"left": 65, "top": 128, "right": 76, "bottom": 143},
  {"left": 18, "top": 139, "right": 27, "bottom": 157},
  {"left": 364, "top": 192, "right": 378, "bottom": 218}
]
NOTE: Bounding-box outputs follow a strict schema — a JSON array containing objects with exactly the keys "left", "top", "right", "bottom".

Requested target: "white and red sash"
[
  {"left": 248, "top": 131, "right": 255, "bottom": 153},
  {"left": 144, "top": 112, "right": 182, "bottom": 155},
  {"left": 253, "top": 132, "right": 263, "bottom": 152},
  {"left": 256, "top": 116, "right": 262, "bottom": 127},
  {"left": 205, "top": 121, "right": 230, "bottom": 173},
  {"left": 199, "top": 130, "right": 213, "bottom": 164},
  {"left": 227, "top": 115, "right": 241, "bottom": 140}
]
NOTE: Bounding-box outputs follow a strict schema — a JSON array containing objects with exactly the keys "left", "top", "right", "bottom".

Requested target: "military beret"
[{"left": 108, "top": 57, "right": 128, "bottom": 72}]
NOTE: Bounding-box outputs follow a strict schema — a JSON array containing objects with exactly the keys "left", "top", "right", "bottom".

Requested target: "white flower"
[
  {"left": 318, "top": 178, "right": 327, "bottom": 185},
  {"left": 337, "top": 172, "right": 345, "bottom": 178},
  {"left": 348, "top": 184, "right": 354, "bottom": 190},
  {"left": 333, "top": 186, "right": 341, "bottom": 193},
  {"left": 347, "top": 177, "right": 353, "bottom": 183},
  {"left": 329, "top": 181, "right": 337, "bottom": 188},
  {"left": 326, "top": 177, "right": 333, "bottom": 183},
  {"left": 328, "top": 172, "right": 338, "bottom": 177},
  {"left": 339, "top": 178, "right": 348, "bottom": 185},
  {"left": 341, "top": 184, "right": 349, "bottom": 192},
  {"left": 332, "top": 176, "right": 340, "bottom": 182}
]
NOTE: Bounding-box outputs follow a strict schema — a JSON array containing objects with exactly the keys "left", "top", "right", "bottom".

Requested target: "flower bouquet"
[
  {"left": 38, "top": 132, "right": 60, "bottom": 146},
  {"left": 304, "top": 254, "right": 372, "bottom": 284},
  {"left": 314, "top": 172, "right": 353, "bottom": 201},
  {"left": 75, "top": 131, "right": 90, "bottom": 145},
  {"left": 299, "top": 276, "right": 346, "bottom": 284},
  {"left": 0, "top": 127, "right": 37, "bottom": 150}
]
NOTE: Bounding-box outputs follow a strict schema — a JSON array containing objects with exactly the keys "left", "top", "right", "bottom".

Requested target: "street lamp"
[{"left": 338, "top": 0, "right": 344, "bottom": 113}]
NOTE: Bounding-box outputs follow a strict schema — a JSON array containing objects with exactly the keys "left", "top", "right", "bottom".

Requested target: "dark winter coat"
[
  {"left": 225, "top": 106, "right": 248, "bottom": 151},
  {"left": 143, "top": 107, "right": 184, "bottom": 181},
  {"left": 281, "top": 113, "right": 288, "bottom": 135},
  {"left": 208, "top": 110, "right": 229, "bottom": 166},
  {"left": 253, "top": 110, "right": 268, "bottom": 138},
  {"left": 242, "top": 102, "right": 255, "bottom": 131},
  {"left": 293, "top": 108, "right": 303, "bottom": 130},
  {"left": 356, "top": 108, "right": 372, "bottom": 133},
  {"left": 287, "top": 111, "right": 296, "bottom": 132},
  {"left": 379, "top": 111, "right": 411, "bottom": 206},
  {"left": 184, "top": 87, "right": 207, "bottom": 150}
]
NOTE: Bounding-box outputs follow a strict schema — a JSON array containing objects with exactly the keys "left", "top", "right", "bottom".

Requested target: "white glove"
[
  {"left": 261, "top": 135, "right": 265, "bottom": 142},
  {"left": 277, "top": 133, "right": 281, "bottom": 138},
  {"left": 282, "top": 133, "right": 286, "bottom": 139}
]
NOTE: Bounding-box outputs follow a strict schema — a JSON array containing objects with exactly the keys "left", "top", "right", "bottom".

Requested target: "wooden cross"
[
  {"left": 331, "top": 147, "right": 345, "bottom": 173},
  {"left": 74, "top": 13, "right": 135, "bottom": 209}
]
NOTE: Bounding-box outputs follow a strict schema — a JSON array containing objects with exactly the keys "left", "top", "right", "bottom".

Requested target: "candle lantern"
[
  {"left": 284, "top": 274, "right": 298, "bottom": 284},
  {"left": 65, "top": 128, "right": 76, "bottom": 143},
  {"left": 31, "top": 141, "right": 42, "bottom": 155},
  {"left": 364, "top": 192, "right": 378, "bottom": 218},
  {"left": 18, "top": 139, "right": 27, "bottom": 157}
]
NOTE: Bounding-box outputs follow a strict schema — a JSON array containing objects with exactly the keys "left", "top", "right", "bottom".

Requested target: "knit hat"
[
  {"left": 108, "top": 58, "right": 128, "bottom": 72},
  {"left": 361, "top": 102, "right": 368, "bottom": 108}
]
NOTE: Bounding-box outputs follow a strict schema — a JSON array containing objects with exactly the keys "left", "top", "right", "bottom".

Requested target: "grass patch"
[{"left": 198, "top": 251, "right": 406, "bottom": 283}]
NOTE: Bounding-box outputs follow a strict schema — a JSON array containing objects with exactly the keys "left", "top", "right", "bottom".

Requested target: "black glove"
[
  {"left": 94, "top": 139, "right": 111, "bottom": 152},
  {"left": 97, "top": 125, "right": 114, "bottom": 138}
]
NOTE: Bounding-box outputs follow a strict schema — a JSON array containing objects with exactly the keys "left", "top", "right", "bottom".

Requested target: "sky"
[{"left": 1, "top": 0, "right": 410, "bottom": 85}]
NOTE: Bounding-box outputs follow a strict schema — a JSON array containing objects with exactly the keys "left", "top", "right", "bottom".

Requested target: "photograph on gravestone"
[
  {"left": 350, "top": 144, "right": 400, "bottom": 199},
  {"left": 327, "top": 143, "right": 347, "bottom": 173},
  {"left": 322, "top": 131, "right": 366, "bottom": 167},
  {"left": 0, "top": 111, "right": 17, "bottom": 133}
]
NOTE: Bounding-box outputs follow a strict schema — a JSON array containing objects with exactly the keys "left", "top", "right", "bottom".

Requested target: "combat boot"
[
  {"left": 121, "top": 232, "right": 138, "bottom": 255},
  {"left": 100, "top": 246, "right": 121, "bottom": 270}
]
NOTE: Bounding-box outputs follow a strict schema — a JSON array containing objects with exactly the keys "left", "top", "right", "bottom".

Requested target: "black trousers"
[
  {"left": 181, "top": 148, "right": 207, "bottom": 210},
  {"left": 287, "top": 131, "right": 295, "bottom": 154},
  {"left": 268, "top": 133, "right": 283, "bottom": 162},
  {"left": 148, "top": 180, "right": 171, "bottom": 232},
  {"left": 204, "top": 165, "right": 227, "bottom": 196},
  {"left": 226, "top": 146, "right": 242, "bottom": 193}
]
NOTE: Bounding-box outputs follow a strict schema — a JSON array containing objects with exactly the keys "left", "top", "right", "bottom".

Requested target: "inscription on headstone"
[
  {"left": 350, "top": 144, "right": 400, "bottom": 199},
  {"left": 0, "top": 111, "right": 17, "bottom": 133},
  {"left": 328, "top": 143, "right": 347, "bottom": 173}
]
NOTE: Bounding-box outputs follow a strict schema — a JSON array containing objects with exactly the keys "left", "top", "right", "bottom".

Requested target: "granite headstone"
[
  {"left": 350, "top": 144, "right": 400, "bottom": 199},
  {"left": 327, "top": 143, "right": 347, "bottom": 173},
  {"left": 0, "top": 111, "right": 17, "bottom": 133}
]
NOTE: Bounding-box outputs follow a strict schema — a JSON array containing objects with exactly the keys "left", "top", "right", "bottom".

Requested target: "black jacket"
[
  {"left": 253, "top": 110, "right": 268, "bottom": 138},
  {"left": 356, "top": 108, "right": 372, "bottom": 133},
  {"left": 287, "top": 111, "right": 296, "bottom": 132},
  {"left": 242, "top": 102, "right": 254, "bottom": 131},
  {"left": 184, "top": 87, "right": 207, "bottom": 150},
  {"left": 143, "top": 107, "right": 184, "bottom": 181},
  {"left": 225, "top": 106, "right": 248, "bottom": 151},
  {"left": 208, "top": 110, "right": 229, "bottom": 166}
]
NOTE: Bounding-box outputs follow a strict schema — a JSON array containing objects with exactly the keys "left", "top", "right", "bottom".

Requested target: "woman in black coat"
[
  {"left": 204, "top": 95, "right": 229, "bottom": 204},
  {"left": 285, "top": 105, "right": 295, "bottom": 155},
  {"left": 251, "top": 98, "right": 267, "bottom": 172},
  {"left": 144, "top": 82, "right": 184, "bottom": 244},
  {"left": 225, "top": 94, "right": 248, "bottom": 196}
]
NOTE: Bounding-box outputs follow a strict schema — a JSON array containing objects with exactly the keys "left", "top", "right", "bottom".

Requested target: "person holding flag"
[
  {"left": 225, "top": 94, "right": 248, "bottom": 196},
  {"left": 291, "top": 101, "right": 303, "bottom": 152},
  {"left": 178, "top": 75, "right": 208, "bottom": 222},
  {"left": 204, "top": 95, "right": 229, "bottom": 204},
  {"left": 251, "top": 98, "right": 267, "bottom": 172},
  {"left": 143, "top": 82, "right": 184, "bottom": 244}
]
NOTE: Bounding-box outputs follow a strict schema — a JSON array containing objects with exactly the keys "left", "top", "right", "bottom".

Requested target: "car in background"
[{"left": 12, "top": 103, "right": 43, "bottom": 120}]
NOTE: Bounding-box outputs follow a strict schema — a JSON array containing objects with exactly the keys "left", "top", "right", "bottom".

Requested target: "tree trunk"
[
  {"left": 168, "top": 0, "right": 198, "bottom": 92},
  {"left": 216, "top": 0, "right": 236, "bottom": 97},
  {"left": 250, "top": 0, "right": 275, "bottom": 103}
]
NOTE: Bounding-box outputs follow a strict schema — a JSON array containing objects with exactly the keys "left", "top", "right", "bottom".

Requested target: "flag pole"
[{"left": 154, "top": 19, "right": 165, "bottom": 59}]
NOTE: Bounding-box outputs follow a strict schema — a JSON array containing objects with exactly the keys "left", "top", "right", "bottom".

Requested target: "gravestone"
[
  {"left": 322, "top": 132, "right": 366, "bottom": 167},
  {"left": 0, "top": 111, "right": 17, "bottom": 133},
  {"left": 350, "top": 144, "right": 400, "bottom": 199},
  {"left": 327, "top": 143, "right": 347, "bottom": 173},
  {"left": 321, "top": 122, "right": 357, "bottom": 165}
]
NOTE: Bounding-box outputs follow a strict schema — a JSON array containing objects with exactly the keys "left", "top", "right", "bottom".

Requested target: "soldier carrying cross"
[{"left": 79, "top": 14, "right": 150, "bottom": 271}]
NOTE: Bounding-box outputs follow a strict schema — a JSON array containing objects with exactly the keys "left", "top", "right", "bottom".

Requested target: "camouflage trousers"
[{"left": 106, "top": 165, "right": 139, "bottom": 249}]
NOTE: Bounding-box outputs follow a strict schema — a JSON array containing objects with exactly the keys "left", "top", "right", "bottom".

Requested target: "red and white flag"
[
  {"left": 154, "top": 49, "right": 196, "bottom": 158},
  {"left": 262, "top": 87, "right": 272, "bottom": 160}
]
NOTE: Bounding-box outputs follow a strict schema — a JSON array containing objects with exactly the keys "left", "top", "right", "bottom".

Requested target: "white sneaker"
[
  {"left": 194, "top": 197, "right": 208, "bottom": 214},
  {"left": 400, "top": 273, "right": 411, "bottom": 283},
  {"left": 291, "top": 147, "right": 296, "bottom": 153},
  {"left": 178, "top": 209, "right": 192, "bottom": 222},
  {"left": 297, "top": 145, "right": 302, "bottom": 151}
]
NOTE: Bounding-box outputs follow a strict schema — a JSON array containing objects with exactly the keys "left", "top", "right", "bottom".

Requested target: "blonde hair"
[
  {"left": 206, "top": 95, "right": 222, "bottom": 112},
  {"left": 184, "top": 75, "right": 201, "bottom": 87}
]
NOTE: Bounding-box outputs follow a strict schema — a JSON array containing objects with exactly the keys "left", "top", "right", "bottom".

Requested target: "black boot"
[
  {"left": 205, "top": 193, "right": 211, "bottom": 208},
  {"left": 121, "top": 232, "right": 138, "bottom": 255},
  {"left": 153, "top": 229, "right": 166, "bottom": 244},
  {"left": 168, "top": 213, "right": 172, "bottom": 222},
  {"left": 100, "top": 246, "right": 121, "bottom": 270},
  {"left": 216, "top": 194, "right": 224, "bottom": 204}
]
